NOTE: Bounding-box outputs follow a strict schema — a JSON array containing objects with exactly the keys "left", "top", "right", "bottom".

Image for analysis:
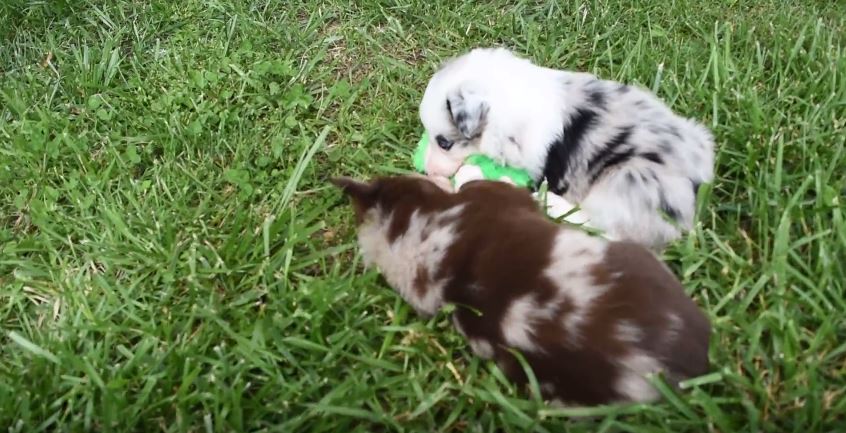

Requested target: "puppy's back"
[
  {"left": 594, "top": 241, "right": 711, "bottom": 379},
  {"left": 444, "top": 183, "right": 710, "bottom": 404}
]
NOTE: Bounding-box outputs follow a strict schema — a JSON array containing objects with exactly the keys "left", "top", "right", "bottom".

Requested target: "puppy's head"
[
  {"left": 419, "top": 50, "right": 503, "bottom": 177},
  {"left": 331, "top": 175, "right": 452, "bottom": 226},
  {"left": 419, "top": 47, "right": 534, "bottom": 178},
  {"left": 418, "top": 83, "right": 489, "bottom": 177}
]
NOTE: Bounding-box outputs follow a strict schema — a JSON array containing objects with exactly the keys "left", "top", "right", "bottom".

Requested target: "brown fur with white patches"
[{"left": 332, "top": 176, "right": 711, "bottom": 406}]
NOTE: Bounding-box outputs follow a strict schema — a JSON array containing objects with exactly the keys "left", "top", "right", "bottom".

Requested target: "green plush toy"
[{"left": 413, "top": 132, "right": 534, "bottom": 189}]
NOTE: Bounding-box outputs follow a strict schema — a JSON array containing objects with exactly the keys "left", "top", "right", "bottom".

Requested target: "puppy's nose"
[
  {"left": 435, "top": 134, "right": 453, "bottom": 151},
  {"left": 425, "top": 142, "right": 463, "bottom": 177}
]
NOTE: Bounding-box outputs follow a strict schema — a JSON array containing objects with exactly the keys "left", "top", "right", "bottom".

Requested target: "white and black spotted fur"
[{"left": 418, "top": 47, "right": 715, "bottom": 250}]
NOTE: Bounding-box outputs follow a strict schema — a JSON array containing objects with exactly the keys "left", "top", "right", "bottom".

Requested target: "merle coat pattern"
[
  {"left": 333, "top": 176, "right": 711, "bottom": 406},
  {"left": 418, "top": 47, "right": 715, "bottom": 250}
]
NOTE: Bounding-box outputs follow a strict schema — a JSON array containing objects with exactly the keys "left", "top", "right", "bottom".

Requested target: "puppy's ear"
[
  {"left": 447, "top": 84, "right": 489, "bottom": 139},
  {"left": 331, "top": 177, "right": 380, "bottom": 222},
  {"left": 331, "top": 177, "right": 376, "bottom": 202}
]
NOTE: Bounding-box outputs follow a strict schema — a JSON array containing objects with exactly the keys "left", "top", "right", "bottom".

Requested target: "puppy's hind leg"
[{"left": 578, "top": 166, "right": 696, "bottom": 250}]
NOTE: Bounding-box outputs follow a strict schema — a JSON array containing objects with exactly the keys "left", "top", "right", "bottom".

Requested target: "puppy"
[
  {"left": 418, "top": 47, "right": 715, "bottom": 250},
  {"left": 333, "top": 175, "right": 711, "bottom": 406}
]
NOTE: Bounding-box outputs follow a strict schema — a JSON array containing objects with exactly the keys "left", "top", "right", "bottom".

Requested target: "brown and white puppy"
[{"left": 333, "top": 175, "right": 710, "bottom": 406}]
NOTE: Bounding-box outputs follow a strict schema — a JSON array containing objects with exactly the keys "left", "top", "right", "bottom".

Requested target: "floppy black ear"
[{"left": 446, "top": 84, "right": 489, "bottom": 139}]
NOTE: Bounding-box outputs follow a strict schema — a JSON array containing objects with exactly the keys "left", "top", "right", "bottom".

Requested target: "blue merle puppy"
[{"left": 418, "top": 47, "right": 715, "bottom": 250}]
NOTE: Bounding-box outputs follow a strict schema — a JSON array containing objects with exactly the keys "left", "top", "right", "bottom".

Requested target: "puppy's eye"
[{"left": 435, "top": 135, "right": 453, "bottom": 151}]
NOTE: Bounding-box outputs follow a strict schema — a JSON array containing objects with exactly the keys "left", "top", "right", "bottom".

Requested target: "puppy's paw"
[
  {"left": 533, "top": 191, "right": 590, "bottom": 225},
  {"left": 453, "top": 165, "right": 486, "bottom": 190},
  {"left": 428, "top": 175, "right": 454, "bottom": 192}
]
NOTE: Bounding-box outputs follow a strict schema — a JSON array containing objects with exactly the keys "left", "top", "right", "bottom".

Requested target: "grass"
[{"left": 1, "top": 0, "right": 844, "bottom": 431}]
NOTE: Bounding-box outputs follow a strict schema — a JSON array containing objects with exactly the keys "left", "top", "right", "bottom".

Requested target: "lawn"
[{"left": 1, "top": 0, "right": 844, "bottom": 431}]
